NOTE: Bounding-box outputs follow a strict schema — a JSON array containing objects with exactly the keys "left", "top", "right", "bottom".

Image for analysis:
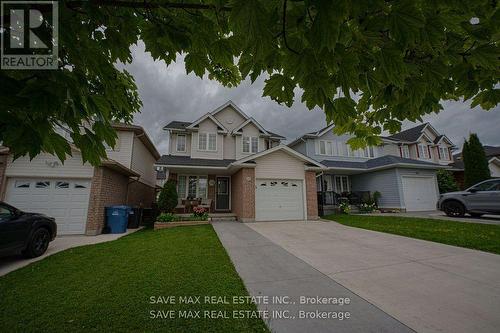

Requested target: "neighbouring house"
[
  {"left": 289, "top": 122, "right": 449, "bottom": 214},
  {"left": 0, "top": 124, "right": 160, "bottom": 235},
  {"left": 449, "top": 145, "right": 500, "bottom": 188},
  {"left": 156, "top": 101, "right": 323, "bottom": 222}
]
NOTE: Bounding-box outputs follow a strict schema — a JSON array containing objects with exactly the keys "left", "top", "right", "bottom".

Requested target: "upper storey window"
[
  {"left": 418, "top": 144, "right": 430, "bottom": 159},
  {"left": 401, "top": 145, "right": 410, "bottom": 158},
  {"left": 439, "top": 146, "right": 450, "bottom": 160},
  {"left": 199, "top": 133, "right": 217, "bottom": 151},
  {"left": 243, "top": 136, "right": 258, "bottom": 153},
  {"left": 176, "top": 134, "right": 186, "bottom": 152}
]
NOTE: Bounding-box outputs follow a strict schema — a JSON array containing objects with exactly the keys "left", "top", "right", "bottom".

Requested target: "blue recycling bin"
[{"left": 105, "top": 205, "right": 130, "bottom": 234}]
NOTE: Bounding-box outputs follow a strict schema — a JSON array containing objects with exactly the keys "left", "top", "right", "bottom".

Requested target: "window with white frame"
[
  {"left": 198, "top": 133, "right": 216, "bottom": 151},
  {"left": 178, "top": 175, "right": 208, "bottom": 199},
  {"left": 334, "top": 175, "right": 350, "bottom": 193},
  {"left": 418, "top": 144, "right": 430, "bottom": 159},
  {"left": 243, "top": 136, "right": 258, "bottom": 153},
  {"left": 176, "top": 134, "right": 186, "bottom": 152},
  {"left": 365, "top": 146, "right": 375, "bottom": 158},
  {"left": 402, "top": 145, "right": 410, "bottom": 158},
  {"left": 439, "top": 146, "right": 449, "bottom": 160}
]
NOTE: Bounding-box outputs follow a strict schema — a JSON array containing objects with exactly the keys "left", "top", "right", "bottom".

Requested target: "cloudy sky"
[{"left": 123, "top": 43, "right": 500, "bottom": 155}]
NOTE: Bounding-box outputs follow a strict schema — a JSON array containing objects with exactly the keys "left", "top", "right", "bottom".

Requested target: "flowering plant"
[
  {"left": 359, "top": 202, "right": 376, "bottom": 213},
  {"left": 339, "top": 201, "right": 350, "bottom": 214},
  {"left": 193, "top": 206, "right": 208, "bottom": 217}
]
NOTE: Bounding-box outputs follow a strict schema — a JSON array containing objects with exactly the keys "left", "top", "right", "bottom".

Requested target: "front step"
[
  {"left": 211, "top": 216, "right": 237, "bottom": 222},
  {"left": 209, "top": 213, "right": 237, "bottom": 222}
]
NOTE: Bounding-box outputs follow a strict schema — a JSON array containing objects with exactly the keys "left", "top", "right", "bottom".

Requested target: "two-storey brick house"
[{"left": 156, "top": 101, "right": 324, "bottom": 222}]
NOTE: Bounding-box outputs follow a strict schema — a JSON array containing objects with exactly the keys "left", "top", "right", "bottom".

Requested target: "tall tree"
[
  {"left": 463, "top": 133, "right": 491, "bottom": 188},
  {"left": 1, "top": 0, "right": 499, "bottom": 165}
]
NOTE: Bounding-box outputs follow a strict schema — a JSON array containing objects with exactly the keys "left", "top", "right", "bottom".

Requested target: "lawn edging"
[{"left": 154, "top": 220, "right": 210, "bottom": 229}]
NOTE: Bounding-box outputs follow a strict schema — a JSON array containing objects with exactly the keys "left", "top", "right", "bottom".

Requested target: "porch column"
[
  {"left": 207, "top": 175, "right": 216, "bottom": 212},
  {"left": 305, "top": 171, "right": 319, "bottom": 220},
  {"left": 231, "top": 168, "right": 255, "bottom": 222}
]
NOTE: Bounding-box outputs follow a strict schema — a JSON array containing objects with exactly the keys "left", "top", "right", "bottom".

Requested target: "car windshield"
[
  {"left": 470, "top": 180, "right": 500, "bottom": 192},
  {"left": 0, "top": 206, "right": 13, "bottom": 221}
]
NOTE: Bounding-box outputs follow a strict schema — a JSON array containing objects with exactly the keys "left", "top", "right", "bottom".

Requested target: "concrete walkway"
[
  {"left": 0, "top": 228, "right": 141, "bottom": 277},
  {"left": 213, "top": 222, "right": 413, "bottom": 333},
  {"left": 245, "top": 220, "right": 500, "bottom": 333},
  {"left": 365, "top": 210, "right": 500, "bottom": 225}
]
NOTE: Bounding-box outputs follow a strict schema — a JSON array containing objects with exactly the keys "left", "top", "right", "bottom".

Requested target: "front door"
[{"left": 216, "top": 177, "right": 230, "bottom": 210}]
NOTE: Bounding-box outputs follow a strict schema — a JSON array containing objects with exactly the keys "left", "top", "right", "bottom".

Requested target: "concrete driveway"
[
  {"left": 215, "top": 221, "right": 500, "bottom": 333},
  {"left": 0, "top": 228, "right": 141, "bottom": 277}
]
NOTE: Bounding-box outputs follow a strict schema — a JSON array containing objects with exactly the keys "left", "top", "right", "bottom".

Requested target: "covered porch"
[{"left": 316, "top": 173, "right": 372, "bottom": 215}]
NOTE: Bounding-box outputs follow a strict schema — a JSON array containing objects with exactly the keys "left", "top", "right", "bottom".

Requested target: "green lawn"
[
  {"left": 0, "top": 226, "right": 269, "bottom": 333},
  {"left": 323, "top": 214, "right": 500, "bottom": 255}
]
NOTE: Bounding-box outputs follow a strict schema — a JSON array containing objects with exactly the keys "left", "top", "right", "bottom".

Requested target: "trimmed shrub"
[
  {"left": 437, "top": 169, "right": 460, "bottom": 193},
  {"left": 157, "top": 180, "right": 178, "bottom": 213}
]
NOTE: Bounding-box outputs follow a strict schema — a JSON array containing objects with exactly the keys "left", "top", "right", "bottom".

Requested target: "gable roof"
[
  {"left": 267, "top": 130, "right": 286, "bottom": 140},
  {"left": 163, "top": 121, "right": 191, "bottom": 130},
  {"left": 287, "top": 123, "right": 334, "bottom": 147},
  {"left": 321, "top": 155, "right": 444, "bottom": 171},
  {"left": 111, "top": 123, "right": 161, "bottom": 160},
  {"left": 484, "top": 145, "right": 500, "bottom": 157},
  {"left": 186, "top": 113, "right": 228, "bottom": 133},
  {"left": 210, "top": 100, "right": 250, "bottom": 120},
  {"left": 231, "top": 117, "right": 270, "bottom": 136},
  {"left": 232, "top": 144, "right": 325, "bottom": 168},
  {"left": 387, "top": 123, "right": 428, "bottom": 142}
]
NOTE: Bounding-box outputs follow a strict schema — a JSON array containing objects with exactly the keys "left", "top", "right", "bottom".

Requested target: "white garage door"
[
  {"left": 402, "top": 176, "right": 438, "bottom": 211},
  {"left": 255, "top": 179, "right": 304, "bottom": 221},
  {"left": 5, "top": 178, "right": 91, "bottom": 235}
]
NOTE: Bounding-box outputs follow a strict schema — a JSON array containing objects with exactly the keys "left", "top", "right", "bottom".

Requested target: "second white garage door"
[
  {"left": 5, "top": 178, "right": 91, "bottom": 235},
  {"left": 255, "top": 179, "right": 304, "bottom": 221},
  {"left": 402, "top": 176, "right": 439, "bottom": 211}
]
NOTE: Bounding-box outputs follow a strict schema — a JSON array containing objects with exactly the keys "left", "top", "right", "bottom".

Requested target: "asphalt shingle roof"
[
  {"left": 163, "top": 121, "right": 191, "bottom": 130},
  {"left": 484, "top": 145, "right": 500, "bottom": 157},
  {"left": 387, "top": 123, "right": 427, "bottom": 142},
  {"left": 320, "top": 155, "right": 441, "bottom": 170},
  {"left": 156, "top": 155, "right": 235, "bottom": 167}
]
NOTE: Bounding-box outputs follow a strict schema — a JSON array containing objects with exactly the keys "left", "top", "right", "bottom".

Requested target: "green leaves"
[
  {"left": 263, "top": 74, "right": 295, "bottom": 107},
  {"left": 1, "top": 0, "right": 499, "bottom": 163}
]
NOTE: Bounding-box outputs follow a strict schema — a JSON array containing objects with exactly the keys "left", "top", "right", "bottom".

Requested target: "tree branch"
[
  {"left": 282, "top": 0, "right": 300, "bottom": 55},
  {"left": 66, "top": 0, "right": 231, "bottom": 11}
]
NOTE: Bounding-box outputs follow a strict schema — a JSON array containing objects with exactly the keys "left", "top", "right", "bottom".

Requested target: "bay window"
[{"left": 334, "top": 175, "right": 350, "bottom": 193}]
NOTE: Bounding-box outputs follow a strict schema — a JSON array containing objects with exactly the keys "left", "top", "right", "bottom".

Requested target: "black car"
[{"left": 0, "top": 202, "right": 57, "bottom": 258}]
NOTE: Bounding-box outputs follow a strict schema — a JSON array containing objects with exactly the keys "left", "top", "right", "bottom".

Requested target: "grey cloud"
[{"left": 123, "top": 42, "right": 500, "bottom": 155}]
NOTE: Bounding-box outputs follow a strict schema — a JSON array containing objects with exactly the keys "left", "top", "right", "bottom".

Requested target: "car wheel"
[
  {"left": 470, "top": 213, "right": 484, "bottom": 218},
  {"left": 443, "top": 201, "right": 465, "bottom": 217},
  {"left": 23, "top": 228, "right": 50, "bottom": 258}
]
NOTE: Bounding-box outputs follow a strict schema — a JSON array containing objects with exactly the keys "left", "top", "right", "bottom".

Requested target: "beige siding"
[
  {"left": 212, "top": 106, "right": 247, "bottom": 132},
  {"left": 255, "top": 150, "right": 305, "bottom": 179},
  {"left": 131, "top": 136, "right": 157, "bottom": 187},
  {"left": 169, "top": 132, "right": 191, "bottom": 156},
  {"left": 107, "top": 131, "right": 134, "bottom": 168},
  {"left": 379, "top": 143, "right": 400, "bottom": 157},
  {"left": 489, "top": 161, "right": 500, "bottom": 177},
  {"left": 223, "top": 135, "right": 235, "bottom": 160},
  {"left": 6, "top": 151, "right": 94, "bottom": 178},
  {"left": 191, "top": 119, "right": 224, "bottom": 160}
]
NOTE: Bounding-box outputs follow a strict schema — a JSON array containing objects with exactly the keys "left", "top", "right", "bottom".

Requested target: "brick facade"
[
  {"left": 0, "top": 154, "right": 7, "bottom": 201},
  {"left": 207, "top": 175, "right": 216, "bottom": 212},
  {"left": 305, "top": 170, "right": 319, "bottom": 220},
  {"left": 231, "top": 168, "right": 255, "bottom": 222},
  {"left": 86, "top": 166, "right": 129, "bottom": 235},
  {"left": 127, "top": 181, "right": 156, "bottom": 208}
]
